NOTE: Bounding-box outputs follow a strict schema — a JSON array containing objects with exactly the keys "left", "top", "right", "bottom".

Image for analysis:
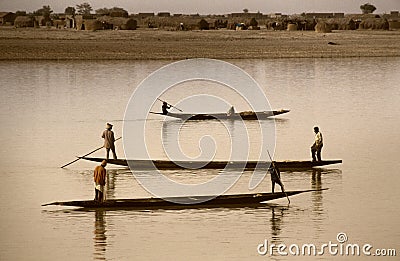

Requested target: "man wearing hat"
[
  {"left": 311, "top": 126, "right": 323, "bottom": 161},
  {"left": 102, "top": 123, "right": 117, "bottom": 160},
  {"left": 94, "top": 160, "right": 107, "bottom": 202}
]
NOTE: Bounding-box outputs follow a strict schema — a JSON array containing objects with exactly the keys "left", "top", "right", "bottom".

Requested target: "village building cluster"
[{"left": 1, "top": 10, "right": 399, "bottom": 32}]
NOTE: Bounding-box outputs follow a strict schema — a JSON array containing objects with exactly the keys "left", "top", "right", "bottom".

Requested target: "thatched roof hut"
[
  {"left": 0, "top": 12, "right": 16, "bottom": 25},
  {"left": 84, "top": 20, "right": 103, "bottom": 31},
  {"left": 389, "top": 21, "right": 400, "bottom": 30},
  {"left": 123, "top": 18, "right": 137, "bottom": 30},
  {"left": 35, "top": 15, "right": 51, "bottom": 26},
  {"left": 14, "top": 16, "right": 34, "bottom": 28},
  {"left": 53, "top": 19, "right": 66, "bottom": 29},
  {"left": 287, "top": 23, "right": 297, "bottom": 31},
  {"left": 198, "top": 19, "right": 209, "bottom": 30},
  {"left": 358, "top": 18, "right": 389, "bottom": 30},
  {"left": 339, "top": 19, "right": 357, "bottom": 30},
  {"left": 97, "top": 16, "right": 137, "bottom": 30},
  {"left": 315, "top": 21, "right": 332, "bottom": 33},
  {"left": 325, "top": 18, "right": 357, "bottom": 30}
]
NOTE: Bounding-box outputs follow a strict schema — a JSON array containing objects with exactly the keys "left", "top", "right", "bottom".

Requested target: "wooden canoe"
[
  {"left": 150, "top": 109, "right": 290, "bottom": 120},
  {"left": 79, "top": 157, "right": 342, "bottom": 170},
  {"left": 42, "top": 189, "right": 327, "bottom": 210}
]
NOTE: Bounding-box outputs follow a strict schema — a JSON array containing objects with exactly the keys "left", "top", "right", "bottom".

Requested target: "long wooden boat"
[
  {"left": 42, "top": 189, "right": 326, "bottom": 210},
  {"left": 79, "top": 157, "right": 342, "bottom": 170},
  {"left": 150, "top": 109, "right": 290, "bottom": 120}
]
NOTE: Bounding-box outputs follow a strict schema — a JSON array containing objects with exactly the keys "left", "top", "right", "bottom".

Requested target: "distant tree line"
[
  {"left": 14, "top": 2, "right": 129, "bottom": 18},
  {"left": 12, "top": 2, "right": 378, "bottom": 18}
]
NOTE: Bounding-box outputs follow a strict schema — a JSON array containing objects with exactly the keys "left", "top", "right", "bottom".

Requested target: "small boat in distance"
[
  {"left": 79, "top": 157, "right": 342, "bottom": 171},
  {"left": 150, "top": 109, "right": 290, "bottom": 120},
  {"left": 42, "top": 189, "right": 327, "bottom": 210}
]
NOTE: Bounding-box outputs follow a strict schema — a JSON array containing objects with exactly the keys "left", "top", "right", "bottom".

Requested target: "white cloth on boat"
[{"left": 95, "top": 182, "right": 104, "bottom": 193}]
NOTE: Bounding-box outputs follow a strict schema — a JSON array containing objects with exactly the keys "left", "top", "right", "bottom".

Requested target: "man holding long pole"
[
  {"left": 157, "top": 98, "right": 183, "bottom": 113},
  {"left": 269, "top": 163, "right": 284, "bottom": 194},
  {"left": 267, "top": 151, "right": 290, "bottom": 204},
  {"left": 102, "top": 123, "right": 117, "bottom": 160}
]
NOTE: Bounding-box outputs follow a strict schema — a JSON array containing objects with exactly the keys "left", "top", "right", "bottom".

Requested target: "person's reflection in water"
[
  {"left": 93, "top": 210, "right": 107, "bottom": 260},
  {"left": 270, "top": 206, "right": 286, "bottom": 243},
  {"left": 311, "top": 169, "right": 324, "bottom": 216},
  {"left": 311, "top": 169, "right": 322, "bottom": 191}
]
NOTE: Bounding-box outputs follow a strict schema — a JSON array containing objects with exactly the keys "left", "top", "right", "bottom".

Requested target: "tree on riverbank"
[
  {"left": 33, "top": 5, "right": 52, "bottom": 17},
  {"left": 76, "top": 2, "right": 93, "bottom": 15},
  {"left": 65, "top": 7, "right": 76, "bottom": 16},
  {"left": 95, "top": 7, "right": 128, "bottom": 17},
  {"left": 33, "top": 5, "right": 53, "bottom": 26},
  {"left": 360, "top": 3, "right": 377, "bottom": 14}
]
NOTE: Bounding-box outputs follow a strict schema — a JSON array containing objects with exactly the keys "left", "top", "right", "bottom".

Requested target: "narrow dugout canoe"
[
  {"left": 79, "top": 157, "right": 342, "bottom": 170},
  {"left": 149, "top": 109, "right": 290, "bottom": 120},
  {"left": 42, "top": 189, "right": 327, "bottom": 210}
]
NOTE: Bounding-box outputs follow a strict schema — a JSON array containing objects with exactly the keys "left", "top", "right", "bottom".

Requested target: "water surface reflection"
[
  {"left": 270, "top": 206, "right": 287, "bottom": 244},
  {"left": 93, "top": 210, "right": 107, "bottom": 261}
]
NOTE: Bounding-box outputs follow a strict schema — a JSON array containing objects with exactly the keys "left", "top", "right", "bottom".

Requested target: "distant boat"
[
  {"left": 42, "top": 189, "right": 327, "bottom": 210},
  {"left": 150, "top": 109, "right": 290, "bottom": 120},
  {"left": 79, "top": 157, "right": 342, "bottom": 171}
]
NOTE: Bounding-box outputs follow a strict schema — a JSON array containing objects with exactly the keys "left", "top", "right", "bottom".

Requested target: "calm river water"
[{"left": 0, "top": 58, "right": 399, "bottom": 260}]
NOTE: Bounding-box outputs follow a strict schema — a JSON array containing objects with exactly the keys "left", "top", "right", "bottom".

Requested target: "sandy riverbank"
[{"left": 0, "top": 27, "right": 399, "bottom": 60}]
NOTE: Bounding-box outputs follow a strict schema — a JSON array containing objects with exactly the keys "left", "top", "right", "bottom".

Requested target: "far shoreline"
[{"left": 0, "top": 27, "right": 399, "bottom": 60}]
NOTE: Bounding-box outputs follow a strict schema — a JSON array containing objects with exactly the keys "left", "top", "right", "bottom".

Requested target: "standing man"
[
  {"left": 269, "top": 162, "right": 285, "bottom": 194},
  {"left": 311, "top": 126, "right": 323, "bottom": 162},
  {"left": 102, "top": 123, "right": 117, "bottom": 160},
  {"left": 94, "top": 160, "right": 107, "bottom": 202},
  {"left": 162, "top": 101, "right": 171, "bottom": 115}
]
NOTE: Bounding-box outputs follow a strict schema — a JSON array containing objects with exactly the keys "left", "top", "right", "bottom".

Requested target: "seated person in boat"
[
  {"left": 227, "top": 106, "right": 235, "bottom": 116},
  {"left": 311, "top": 126, "right": 323, "bottom": 162},
  {"left": 269, "top": 163, "right": 285, "bottom": 194},
  {"left": 162, "top": 102, "right": 171, "bottom": 115}
]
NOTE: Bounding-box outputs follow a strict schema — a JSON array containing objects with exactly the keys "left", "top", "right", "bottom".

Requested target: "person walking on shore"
[
  {"left": 311, "top": 126, "right": 323, "bottom": 162},
  {"left": 94, "top": 160, "right": 107, "bottom": 202},
  {"left": 102, "top": 123, "right": 117, "bottom": 160}
]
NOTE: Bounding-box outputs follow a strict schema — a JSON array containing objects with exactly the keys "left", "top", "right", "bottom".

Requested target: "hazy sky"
[{"left": 0, "top": 0, "right": 399, "bottom": 14}]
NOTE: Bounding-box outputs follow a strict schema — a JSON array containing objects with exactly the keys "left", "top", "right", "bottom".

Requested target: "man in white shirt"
[{"left": 311, "top": 126, "right": 323, "bottom": 162}]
